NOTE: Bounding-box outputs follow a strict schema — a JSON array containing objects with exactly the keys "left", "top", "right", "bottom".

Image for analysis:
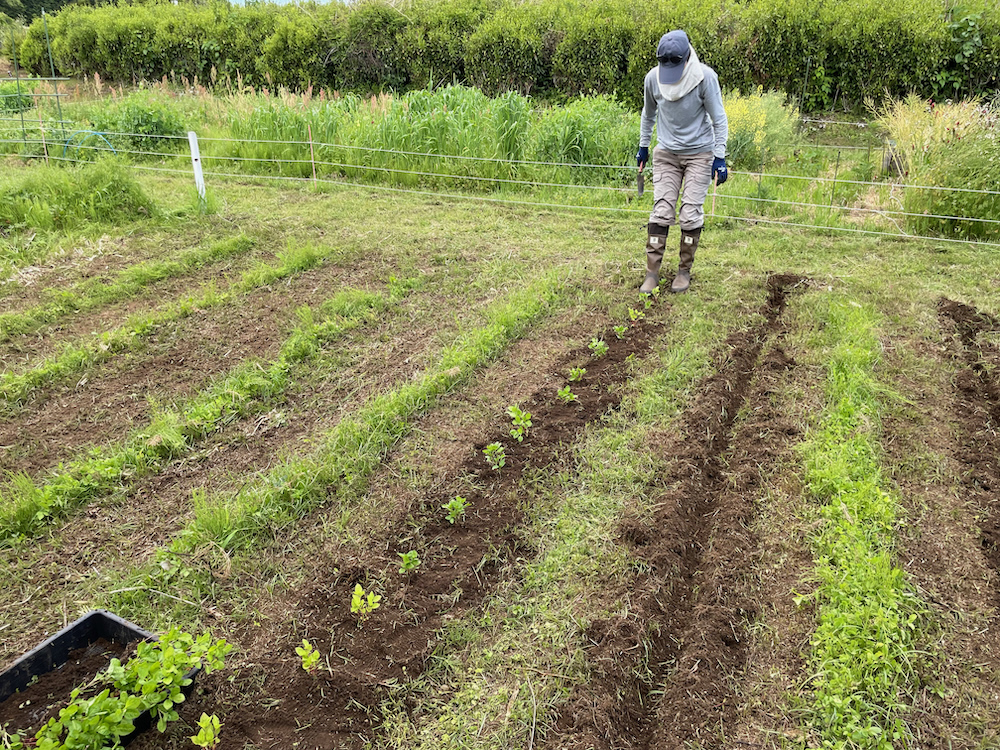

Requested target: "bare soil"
[
  {"left": 542, "top": 274, "right": 808, "bottom": 750},
  {"left": 124, "top": 309, "right": 662, "bottom": 750},
  {"left": 0, "top": 290, "right": 455, "bottom": 665},
  {"left": 0, "top": 253, "right": 388, "bottom": 479}
]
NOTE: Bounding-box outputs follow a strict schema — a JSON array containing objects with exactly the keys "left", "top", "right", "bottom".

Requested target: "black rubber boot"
[{"left": 640, "top": 223, "right": 669, "bottom": 294}]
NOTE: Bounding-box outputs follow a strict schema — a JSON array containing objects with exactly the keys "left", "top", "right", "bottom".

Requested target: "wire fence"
[{"left": 3, "top": 118, "right": 1000, "bottom": 250}]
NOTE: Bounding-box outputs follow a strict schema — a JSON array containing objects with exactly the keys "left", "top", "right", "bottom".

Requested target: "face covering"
[{"left": 658, "top": 46, "right": 704, "bottom": 102}]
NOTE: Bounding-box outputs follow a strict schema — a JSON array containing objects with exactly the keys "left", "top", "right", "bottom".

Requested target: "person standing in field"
[{"left": 636, "top": 29, "right": 729, "bottom": 294}]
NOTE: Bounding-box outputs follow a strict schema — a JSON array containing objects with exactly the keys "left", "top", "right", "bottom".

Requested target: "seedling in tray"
[
  {"left": 442, "top": 495, "right": 469, "bottom": 524},
  {"left": 295, "top": 639, "right": 320, "bottom": 673},
  {"left": 557, "top": 385, "right": 578, "bottom": 404},
  {"left": 483, "top": 442, "right": 506, "bottom": 471},
  {"left": 1, "top": 627, "right": 231, "bottom": 750},
  {"left": 507, "top": 404, "right": 533, "bottom": 442},
  {"left": 351, "top": 583, "right": 382, "bottom": 621}
]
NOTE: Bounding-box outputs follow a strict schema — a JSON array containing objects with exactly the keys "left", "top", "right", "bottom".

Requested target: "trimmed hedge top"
[{"left": 17, "top": 0, "right": 1000, "bottom": 111}]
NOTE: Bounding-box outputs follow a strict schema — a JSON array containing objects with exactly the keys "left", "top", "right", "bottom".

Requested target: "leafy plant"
[
  {"left": 507, "top": 404, "right": 533, "bottom": 442},
  {"left": 568, "top": 367, "right": 586, "bottom": 382},
  {"left": 613, "top": 324, "right": 626, "bottom": 339},
  {"left": 398, "top": 550, "right": 422, "bottom": 572},
  {"left": 295, "top": 639, "right": 320, "bottom": 673},
  {"left": 190, "top": 713, "right": 222, "bottom": 749},
  {"left": 483, "top": 442, "right": 506, "bottom": 471},
  {"left": 351, "top": 583, "right": 382, "bottom": 620},
  {"left": 628, "top": 307, "right": 645, "bottom": 322},
  {"left": 557, "top": 385, "right": 577, "bottom": 404},
  {"left": 723, "top": 88, "right": 800, "bottom": 170},
  {"left": 442, "top": 495, "right": 469, "bottom": 524},
  {"left": 588, "top": 338, "right": 609, "bottom": 357},
  {"left": 2, "top": 629, "right": 231, "bottom": 750}
]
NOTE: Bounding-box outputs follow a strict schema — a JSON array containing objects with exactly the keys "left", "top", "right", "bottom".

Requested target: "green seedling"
[
  {"left": 398, "top": 550, "right": 421, "bottom": 573},
  {"left": 557, "top": 385, "right": 578, "bottom": 404},
  {"left": 295, "top": 639, "right": 320, "bottom": 673},
  {"left": 190, "top": 713, "right": 222, "bottom": 749},
  {"left": 507, "top": 404, "right": 532, "bottom": 442},
  {"left": 613, "top": 324, "right": 627, "bottom": 339},
  {"left": 628, "top": 307, "right": 646, "bottom": 321},
  {"left": 2, "top": 629, "right": 231, "bottom": 750},
  {"left": 643, "top": 294, "right": 654, "bottom": 309},
  {"left": 483, "top": 442, "right": 506, "bottom": 471},
  {"left": 589, "top": 338, "right": 609, "bottom": 357},
  {"left": 568, "top": 367, "right": 586, "bottom": 382},
  {"left": 351, "top": 583, "right": 382, "bottom": 621},
  {"left": 443, "top": 495, "right": 470, "bottom": 524}
]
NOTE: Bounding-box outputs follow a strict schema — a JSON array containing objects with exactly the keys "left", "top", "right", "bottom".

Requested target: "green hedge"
[{"left": 17, "top": 0, "right": 1000, "bottom": 110}]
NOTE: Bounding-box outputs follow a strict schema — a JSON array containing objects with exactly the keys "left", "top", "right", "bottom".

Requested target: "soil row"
[
  {"left": 542, "top": 274, "right": 806, "bottom": 750},
  {"left": 162, "top": 312, "right": 662, "bottom": 750},
  {"left": 938, "top": 299, "right": 1000, "bottom": 595},
  {"left": 0, "top": 251, "right": 407, "bottom": 479}
]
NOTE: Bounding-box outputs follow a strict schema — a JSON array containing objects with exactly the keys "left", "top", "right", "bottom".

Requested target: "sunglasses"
[{"left": 658, "top": 54, "right": 686, "bottom": 65}]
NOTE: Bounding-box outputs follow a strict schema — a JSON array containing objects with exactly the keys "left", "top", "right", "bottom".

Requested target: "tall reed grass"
[{"left": 877, "top": 94, "right": 1000, "bottom": 239}]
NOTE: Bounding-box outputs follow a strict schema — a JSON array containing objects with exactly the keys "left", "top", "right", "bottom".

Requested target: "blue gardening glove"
[
  {"left": 636, "top": 146, "right": 649, "bottom": 169},
  {"left": 712, "top": 157, "right": 728, "bottom": 186}
]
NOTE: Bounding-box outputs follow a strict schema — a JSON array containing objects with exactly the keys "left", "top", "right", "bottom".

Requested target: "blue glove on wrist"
[
  {"left": 712, "top": 157, "right": 728, "bottom": 186},
  {"left": 636, "top": 146, "right": 649, "bottom": 169}
]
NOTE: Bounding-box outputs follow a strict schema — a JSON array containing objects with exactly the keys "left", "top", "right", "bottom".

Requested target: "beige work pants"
[{"left": 648, "top": 149, "right": 714, "bottom": 231}]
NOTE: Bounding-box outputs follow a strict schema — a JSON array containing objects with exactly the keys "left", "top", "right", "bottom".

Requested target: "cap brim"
[{"left": 658, "top": 62, "right": 685, "bottom": 85}]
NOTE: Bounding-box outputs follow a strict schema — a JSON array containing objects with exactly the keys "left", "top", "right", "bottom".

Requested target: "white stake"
[{"left": 188, "top": 131, "right": 207, "bottom": 207}]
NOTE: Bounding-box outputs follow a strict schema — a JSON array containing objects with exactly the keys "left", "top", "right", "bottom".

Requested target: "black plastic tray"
[{"left": 0, "top": 609, "right": 196, "bottom": 744}]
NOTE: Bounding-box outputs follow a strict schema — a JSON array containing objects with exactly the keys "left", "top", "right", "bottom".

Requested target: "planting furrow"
[
  {"left": 879, "top": 323, "right": 1000, "bottom": 745},
  {"left": 0, "top": 246, "right": 393, "bottom": 478},
  {"left": 0, "top": 279, "right": 423, "bottom": 544},
  {"left": 0, "top": 289, "right": 445, "bottom": 664},
  {"left": 542, "top": 274, "right": 805, "bottom": 750},
  {"left": 0, "top": 233, "right": 267, "bottom": 367},
  {"left": 0, "top": 240, "right": 369, "bottom": 419},
  {"left": 209, "top": 314, "right": 660, "bottom": 750},
  {"left": 938, "top": 299, "right": 1000, "bottom": 587}
]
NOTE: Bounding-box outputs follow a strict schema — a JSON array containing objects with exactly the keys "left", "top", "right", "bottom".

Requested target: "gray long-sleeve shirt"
[{"left": 639, "top": 65, "right": 728, "bottom": 159}]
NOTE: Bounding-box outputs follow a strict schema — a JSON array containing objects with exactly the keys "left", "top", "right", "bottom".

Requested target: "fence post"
[
  {"left": 9, "top": 25, "right": 28, "bottom": 151},
  {"left": 188, "top": 131, "right": 207, "bottom": 208},
  {"left": 41, "top": 10, "right": 67, "bottom": 143}
]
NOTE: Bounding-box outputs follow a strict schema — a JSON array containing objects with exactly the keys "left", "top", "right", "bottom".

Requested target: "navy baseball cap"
[{"left": 657, "top": 30, "right": 690, "bottom": 85}]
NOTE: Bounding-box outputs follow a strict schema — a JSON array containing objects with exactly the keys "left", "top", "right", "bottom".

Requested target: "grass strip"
[
  {"left": 0, "top": 277, "right": 419, "bottom": 545},
  {"left": 377, "top": 291, "right": 747, "bottom": 748},
  {"left": 798, "top": 296, "right": 924, "bottom": 748},
  {"left": 0, "top": 234, "right": 258, "bottom": 343},
  {"left": 0, "top": 240, "right": 359, "bottom": 413},
  {"left": 106, "top": 269, "right": 577, "bottom": 618}
]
